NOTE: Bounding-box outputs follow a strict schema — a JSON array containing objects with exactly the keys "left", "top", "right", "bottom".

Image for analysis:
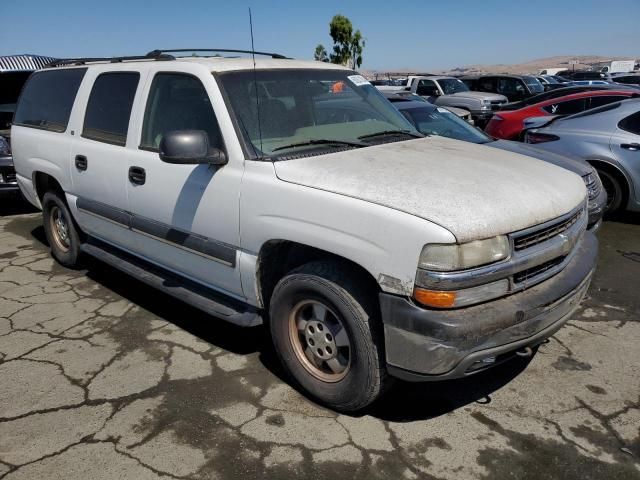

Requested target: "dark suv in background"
[
  {"left": 462, "top": 74, "right": 545, "bottom": 102},
  {"left": 0, "top": 54, "right": 55, "bottom": 194}
]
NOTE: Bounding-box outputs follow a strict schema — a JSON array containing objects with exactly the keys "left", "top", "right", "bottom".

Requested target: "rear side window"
[
  {"left": 82, "top": 72, "right": 140, "bottom": 146},
  {"left": 619, "top": 111, "right": 640, "bottom": 135},
  {"left": 13, "top": 68, "right": 86, "bottom": 132},
  {"left": 589, "top": 95, "right": 629, "bottom": 109},
  {"left": 542, "top": 98, "right": 587, "bottom": 115}
]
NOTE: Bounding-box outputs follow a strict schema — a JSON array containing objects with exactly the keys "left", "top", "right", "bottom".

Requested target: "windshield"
[
  {"left": 218, "top": 69, "right": 417, "bottom": 159},
  {"left": 438, "top": 78, "right": 469, "bottom": 94},
  {"left": 400, "top": 105, "right": 492, "bottom": 144},
  {"left": 523, "top": 76, "right": 545, "bottom": 93}
]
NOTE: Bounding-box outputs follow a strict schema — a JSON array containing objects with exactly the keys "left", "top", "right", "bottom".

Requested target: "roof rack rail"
[
  {"left": 146, "top": 49, "right": 289, "bottom": 60},
  {"left": 47, "top": 52, "right": 174, "bottom": 67}
]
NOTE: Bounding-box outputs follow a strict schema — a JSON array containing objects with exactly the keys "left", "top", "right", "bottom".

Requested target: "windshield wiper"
[
  {"left": 358, "top": 130, "right": 424, "bottom": 140},
  {"left": 271, "top": 138, "right": 366, "bottom": 152}
]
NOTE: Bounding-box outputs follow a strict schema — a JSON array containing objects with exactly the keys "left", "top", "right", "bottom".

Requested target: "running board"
[{"left": 80, "top": 240, "right": 262, "bottom": 327}]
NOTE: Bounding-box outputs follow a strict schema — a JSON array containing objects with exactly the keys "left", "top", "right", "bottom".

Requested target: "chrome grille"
[
  {"left": 514, "top": 256, "right": 565, "bottom": 283},
  {"left": 583, "top": 173, "right": 602, "bottom": 201},
  {"left": 514, "top": 208, "right": 584, "bottom": 251}
]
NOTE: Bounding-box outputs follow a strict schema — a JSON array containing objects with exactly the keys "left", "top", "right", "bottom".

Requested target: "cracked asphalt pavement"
[{"left": 0, "top": 203, "right": 638, "bottom": 480}]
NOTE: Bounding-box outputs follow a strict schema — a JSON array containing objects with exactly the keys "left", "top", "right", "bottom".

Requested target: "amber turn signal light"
[{"left": 413, "top": 287, "right": 457, "bottom": 308}]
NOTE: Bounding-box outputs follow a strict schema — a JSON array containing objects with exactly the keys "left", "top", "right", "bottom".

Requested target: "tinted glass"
[
  {"left": 542, "top": 98, "right": 587, "bottom": 115},
  {"left": 416, "top": 80, "right": 438, "bottom": 96},
  {"left": 141, "top": 73, "right": 222, "bottom": 151},
  {"left": 616, "top": 76, "right": 640, "bottom": 85},
  {"left": 589, "top": 95, "right": 628, "bottom": 108},
  {"left": 13, "top": 68, "right": 86, "bottom": 132},
  {"left": 83, "top": 72, "right": 139, "bottom": 146},
  {"left": 497, "top": 78, "right": 525, "bottom": 96},
  {"left": 618, "top": 111, "right": 640, "bottom": 135}
]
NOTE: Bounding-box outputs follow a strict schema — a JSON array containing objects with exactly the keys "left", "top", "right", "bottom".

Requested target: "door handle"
[
  {"left": 128, "top": 166, "right": 146, "bottom": 185},
  {"left": 621, "top": 143, "right": 640, "bottom": 151},
  {"left": 75, "top": 155, "right": 87, "bottom": 171}
]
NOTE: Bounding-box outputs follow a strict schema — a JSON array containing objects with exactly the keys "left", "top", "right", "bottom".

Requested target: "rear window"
[
  {"left": 13, "top": 68, "right": 86, "bottom": 132},
  {"left": 82, "top": 72, "right": 140, "bottom": 146},
  {"left": 618, "top": 111, "right": 640, "bottom": 135}
]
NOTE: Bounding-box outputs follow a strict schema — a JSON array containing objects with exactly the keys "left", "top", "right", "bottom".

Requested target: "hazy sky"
[{"left": 1, "top": 0, "right": 637, "bottom": 70}]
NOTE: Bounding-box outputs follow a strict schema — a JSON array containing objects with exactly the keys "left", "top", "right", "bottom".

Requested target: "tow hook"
[{"left": 515, "top": 346, "right": 533, "bottom": 358}]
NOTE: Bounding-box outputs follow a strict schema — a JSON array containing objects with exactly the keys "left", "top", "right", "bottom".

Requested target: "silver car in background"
[{"left": 525, "top": 99, "right": 640, "bottom": 213}]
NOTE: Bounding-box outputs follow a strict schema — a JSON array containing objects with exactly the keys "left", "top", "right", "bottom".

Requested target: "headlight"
[
  {"left": 418, "top": 236, "right": 510, "bottom": 272},
  {"left": 0, "top": 136, "right": 9, "bottom": 156},
  {"left": 481, "top": 99, "right": 492, "bottom": 105}
]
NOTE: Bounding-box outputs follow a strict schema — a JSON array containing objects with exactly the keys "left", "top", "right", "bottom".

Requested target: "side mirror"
[{"left": 159, "top": 130, "right": 227, "bottom": 166}]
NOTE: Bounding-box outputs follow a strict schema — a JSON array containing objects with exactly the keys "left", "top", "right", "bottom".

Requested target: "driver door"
[{"left": 125, "top": 70, "right": 244, "bottom": 299}]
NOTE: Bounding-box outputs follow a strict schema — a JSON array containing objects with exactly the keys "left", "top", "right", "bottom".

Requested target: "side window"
[
  {"left": 141, "top": 73, "right": 222, "bottom": 151},
  {"left": 542, "top": 98, "right": 587, "bottom": 115},
  {"left": 497, "top": 78, "right": 521, "bottom": 95},
  {"left": 416, "top": 80, "right": 438, "bottom": 96},
  {"left": 479, "top": 78, "right": 494, "bottom": 92},
  {"left": 82, "top": 72, "right": 140, "bottom": 146},
  {"left": 13, "top": 68, "right": 87, "bottom": 132},
  {"left": 618, "top": 111, "right": 640, "bottom": 135},
  {"left": 588, "top": 96, "right": 628, "bottom": 109}
]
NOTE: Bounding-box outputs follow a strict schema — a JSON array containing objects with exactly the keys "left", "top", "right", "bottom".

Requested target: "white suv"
[{"left": 12, "top": 49, "right": 597, "bottom": 411}]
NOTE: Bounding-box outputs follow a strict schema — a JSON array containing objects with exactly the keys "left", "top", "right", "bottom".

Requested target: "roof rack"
[
  {"left": 146, "top": 49, "right": 289, "bottom": 59},
  {"left": 47, "top": 51, "right": 174, "bottom": 67}
]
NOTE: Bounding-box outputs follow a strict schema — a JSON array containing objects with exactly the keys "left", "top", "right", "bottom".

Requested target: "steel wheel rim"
[
  {"left": 288, "top": 299, "right": 351, "bottom": 383},
  {"left": 49, "top": 206, "right": 70, "bottom": 252}
]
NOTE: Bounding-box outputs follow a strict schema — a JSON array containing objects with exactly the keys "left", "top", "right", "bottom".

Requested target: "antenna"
[{"left": 249, "top": 8, "right": 264, "bottom": 159}]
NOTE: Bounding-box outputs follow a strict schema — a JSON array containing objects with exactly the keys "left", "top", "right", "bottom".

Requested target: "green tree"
[
  {"left": 328, "top": 14, "right": 365, "bottom": 69},
  {"left": 314, "top": 44, "right": 329, "bottom": 62}
]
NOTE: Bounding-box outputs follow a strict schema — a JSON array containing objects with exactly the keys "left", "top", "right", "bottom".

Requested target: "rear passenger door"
[
  {"left": 69, "top": 71, "right": 141, "bottom": 251},
  {"left": 125, "top": 71, "right": 244, "bottom": 300}
]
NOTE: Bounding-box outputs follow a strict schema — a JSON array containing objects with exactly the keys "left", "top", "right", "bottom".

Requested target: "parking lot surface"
[{"left": 0, "top": 205, "right": 638, "bottom": 480}]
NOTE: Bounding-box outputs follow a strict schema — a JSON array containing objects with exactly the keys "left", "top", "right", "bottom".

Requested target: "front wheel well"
[{"left": 256, "top": 240, "right": 379, "bottom": 310}]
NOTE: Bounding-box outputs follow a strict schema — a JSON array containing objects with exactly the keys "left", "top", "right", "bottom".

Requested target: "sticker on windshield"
[{"left": 347, "top": 75, "right": 370, "bottom": 87}]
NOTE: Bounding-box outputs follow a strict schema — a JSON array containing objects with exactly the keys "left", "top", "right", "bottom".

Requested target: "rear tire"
[
  {"left": 269, "top": 261, "right": 388, "bottom": 412},
  {"left": 42, "top": 191, "right": 83, "bottom": 268}
]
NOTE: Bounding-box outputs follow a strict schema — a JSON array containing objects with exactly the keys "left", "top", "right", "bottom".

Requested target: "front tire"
[
  {"left": 42, "top": 191, "right": 83, "bottom": 268},
  {"left": 269, "top": 261, "right": 388, "bottom": 412}
]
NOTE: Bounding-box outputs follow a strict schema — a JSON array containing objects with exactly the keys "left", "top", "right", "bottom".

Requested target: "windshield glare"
[
  {"left": 401, "top": 105, "right": 491, "bottom": 144},
  {"left": 438, "top": 78, "right": 469, "bottom": 94},
  {"left": 218, "top": 69, "right": 417, "bottom": 158}
]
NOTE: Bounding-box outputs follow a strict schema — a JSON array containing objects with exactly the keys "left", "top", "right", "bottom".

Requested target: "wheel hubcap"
[
  {"left": 50, "top": 206, "right": 70, "bottom": 252},
  {"left": 289, "top": 300, "right": 351, "bottom": 382}
]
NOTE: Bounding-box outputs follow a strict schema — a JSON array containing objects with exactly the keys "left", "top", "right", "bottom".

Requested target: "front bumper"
[
  {"left": 587, "top": 187, "right": 607, "bottom": 231},
  {"left": 380, "top": 231, "right": 598, "bottom": 381},
  {"left": 0, "top": 156, "right": 18, "bottom": 191}
]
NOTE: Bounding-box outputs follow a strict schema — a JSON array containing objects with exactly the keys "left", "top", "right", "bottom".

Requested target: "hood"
[
  {"left": 490, "top": 140, "right": 592, "bottom": 176},
  {"left": 274, "top": 137, "right": 586, "bottom": 243},
  {"left": 449, "top": 91, "right": 507, "bottom": 102}
]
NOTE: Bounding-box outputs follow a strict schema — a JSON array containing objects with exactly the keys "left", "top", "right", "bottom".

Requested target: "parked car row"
[{"left": 10, "top": 50, "right": 599, "bottom": 411}]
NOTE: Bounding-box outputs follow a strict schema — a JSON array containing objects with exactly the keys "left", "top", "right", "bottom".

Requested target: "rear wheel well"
[
  {"left": 34, "top": 172, "right": 64, "bottom": 202},
  {"left": 257, "top": 241, "right": 379, "bottom": 310},
  {"left": 587, "top": 160, "right": 630, "bottom": 207}
]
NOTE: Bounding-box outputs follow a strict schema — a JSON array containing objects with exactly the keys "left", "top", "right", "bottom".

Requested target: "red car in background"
[{"left": 484, "top": 89, "right": 639, "bottom": 140}]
